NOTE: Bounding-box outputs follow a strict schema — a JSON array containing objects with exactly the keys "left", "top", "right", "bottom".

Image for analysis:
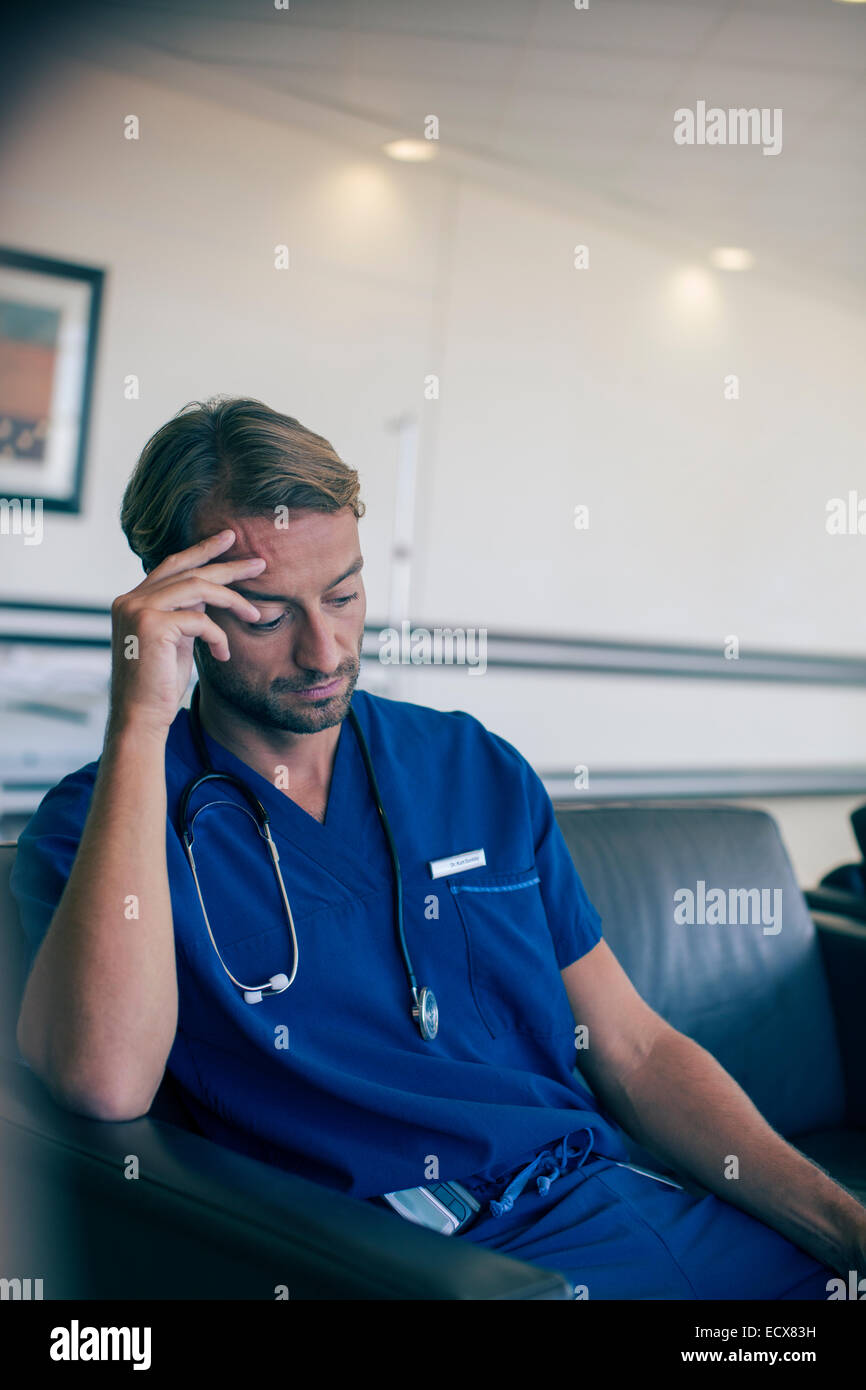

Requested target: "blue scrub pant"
[{"left": 460, "top": 1153, "right": 835, "bottom": 1300}]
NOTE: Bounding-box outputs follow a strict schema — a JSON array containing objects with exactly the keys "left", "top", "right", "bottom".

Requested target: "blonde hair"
[{"left": 120, "top": 396, "right": 364, "bottom": 572}]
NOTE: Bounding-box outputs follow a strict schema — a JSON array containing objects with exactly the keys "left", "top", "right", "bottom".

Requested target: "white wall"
[
  {"left": 1, "top": 54, "right": 444, "bottom": 614},
  {"left": 2, "top": 53, "right": 865, "bottom": 885},
  {"left": 417, "top": 178, "right": 866, "bottom": 655}
]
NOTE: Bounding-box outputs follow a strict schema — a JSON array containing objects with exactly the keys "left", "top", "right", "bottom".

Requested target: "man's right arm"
[
  {"left": 15, "top": 526, "right": 267, "bottom": 1122},
  {"left": 15, "top": 717, "right": 177, "bottom": 1121}
]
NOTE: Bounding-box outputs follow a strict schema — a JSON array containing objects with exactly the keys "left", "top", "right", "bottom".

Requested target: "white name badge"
[{"left": 428, "top": 848, "right": 486, "bottom": 880}]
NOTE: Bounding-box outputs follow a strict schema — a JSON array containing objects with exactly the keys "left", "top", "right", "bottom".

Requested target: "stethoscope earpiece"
[{"left": 180, "top": 683, "right": 438, "bottom": 1041}]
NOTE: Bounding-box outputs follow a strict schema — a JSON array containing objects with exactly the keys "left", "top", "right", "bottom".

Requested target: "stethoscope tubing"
[{"left": 178, "top": 682, "right": 432, "bottom": 1032}]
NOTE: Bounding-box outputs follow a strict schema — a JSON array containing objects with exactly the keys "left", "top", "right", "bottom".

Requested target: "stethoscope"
[{"left": 178, "top": 682, "right": 439, "bottom": 1041}]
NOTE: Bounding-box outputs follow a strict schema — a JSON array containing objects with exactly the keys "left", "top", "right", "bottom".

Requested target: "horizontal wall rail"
[
  {"left": 2, "top": 603, "right": 866, "bottom": 686},
  {"left": 2, "top": 603, "right": 865, "bottom": 807}
]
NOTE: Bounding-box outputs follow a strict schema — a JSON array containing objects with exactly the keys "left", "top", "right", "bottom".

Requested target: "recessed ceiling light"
[
  {"left": 383, "top": 139, "right": 437, "bottom": 162},
  {"left": 710, "top": 247, "right": 755, "bottom": 271},
  {"left": 671, "top": 266, "right": 720, "bottom": 311}
]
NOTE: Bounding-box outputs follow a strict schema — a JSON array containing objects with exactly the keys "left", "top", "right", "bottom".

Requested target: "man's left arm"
[{"left": 562, "top": 939, "right": 866, "bottom": 1280}]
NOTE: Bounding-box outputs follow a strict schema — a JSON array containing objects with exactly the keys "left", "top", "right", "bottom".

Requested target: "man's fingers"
[
  {"left": 165, "top": 610, "right": 232, "bottom": 661},
  {"left": 129, "top": 575, "right": 262, "bottom": 622},
  {"left": 147, "top": 528, "right": 237, "bottom": 579},
  {"left": 145, "top": 556, "right": 266, "bottom": 602}
]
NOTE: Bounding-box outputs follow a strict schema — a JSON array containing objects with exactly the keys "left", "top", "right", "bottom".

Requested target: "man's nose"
[{"left": 292, "top": 613, "right": 341, "bottom": 675}]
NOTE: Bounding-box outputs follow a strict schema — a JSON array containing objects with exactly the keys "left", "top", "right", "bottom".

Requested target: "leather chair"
[
  {"left": 558, "top": 805, "right": 866, "bottom": 1200},
  {"left": 2, "top": 802, "right": 864, "bottom": 1298},
  {"left": 0, "top": 842, "right": 567, "bottom": 1300},
  {"left": 807, "top": 800, "right": 866, "bottom": 924}
]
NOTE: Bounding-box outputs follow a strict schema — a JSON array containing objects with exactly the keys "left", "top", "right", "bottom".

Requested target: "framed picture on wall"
[{"left": 0, "top": 247, "right": 104, "bottom": 514}]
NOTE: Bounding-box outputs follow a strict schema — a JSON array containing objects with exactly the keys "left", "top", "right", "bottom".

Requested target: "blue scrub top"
[{"left": 11, "top": 688, "right": 630, "bottom": 1199}]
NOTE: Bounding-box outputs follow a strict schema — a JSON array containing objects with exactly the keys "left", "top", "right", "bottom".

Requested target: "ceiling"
[{"left": 9, "top": 0, "right": 866, "bottom": 307}]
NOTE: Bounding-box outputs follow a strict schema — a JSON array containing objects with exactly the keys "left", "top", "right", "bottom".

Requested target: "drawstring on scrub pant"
[{"left": 487, "top": 1127, "right": 597, "bottom": 1218}]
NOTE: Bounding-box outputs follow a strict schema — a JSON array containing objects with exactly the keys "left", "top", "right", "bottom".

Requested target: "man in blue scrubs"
[{"left": 12, "top": 398, "right": 866, "bottom": 1300}]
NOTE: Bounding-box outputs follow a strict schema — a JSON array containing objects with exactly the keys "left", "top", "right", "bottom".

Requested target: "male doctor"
[{"left": 12, "top": 397, "right": 866, "bottom": 1300}]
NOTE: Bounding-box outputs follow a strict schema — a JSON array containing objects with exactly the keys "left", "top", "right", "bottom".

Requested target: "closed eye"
[{"left": 247, "top": 591, "right": 359, "bottom": 631}]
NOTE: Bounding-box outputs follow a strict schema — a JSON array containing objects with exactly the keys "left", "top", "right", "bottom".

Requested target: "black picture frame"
[{"left": 0, "top": 247, "right": 104, "bottom": 514}]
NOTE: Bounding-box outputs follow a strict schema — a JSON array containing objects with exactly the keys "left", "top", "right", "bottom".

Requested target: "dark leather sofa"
[{"left": 1, "top": 803, "right": 864, "bottom": 1299}]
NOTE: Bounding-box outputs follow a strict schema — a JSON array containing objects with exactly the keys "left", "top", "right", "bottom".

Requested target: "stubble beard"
[{"left": 193, "top": 638, "right": 362, "bottom": 735}]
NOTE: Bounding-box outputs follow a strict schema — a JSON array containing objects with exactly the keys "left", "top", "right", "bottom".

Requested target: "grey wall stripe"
[
  {"left": 544, "top": 768, "right": 866, "bottom": 802},
  {"left": 2, "top": 604, "right": 865, "bottom": 685},
  {"left": 2, "top": 605, "right": 864, "bottom": 803}
]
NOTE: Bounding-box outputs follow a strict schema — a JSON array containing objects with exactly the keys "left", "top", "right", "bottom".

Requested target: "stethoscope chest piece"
[{"left": 412, "top": 986, "right": 439, "bottom": 1041}]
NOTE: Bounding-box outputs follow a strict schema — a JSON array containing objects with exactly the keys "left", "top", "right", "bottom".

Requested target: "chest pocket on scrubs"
[{"left": 449, "top": 868, "right": 574, "bottom": 1040}]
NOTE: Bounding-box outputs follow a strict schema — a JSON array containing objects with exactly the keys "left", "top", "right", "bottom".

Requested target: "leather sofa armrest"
[
  {"left": 812, "top": 913, "right": 866, "bottom": 1128},
  {"left": 0, "top": 1059, "right": 570, "bottom": 1300},
  {"left": 805, "top": 887, "right": 866, "bottom": 923}
]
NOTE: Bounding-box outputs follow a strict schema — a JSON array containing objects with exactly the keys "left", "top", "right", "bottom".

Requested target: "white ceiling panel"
[{"left": 15, "top": 0, "right": 864, "bottom": 304}]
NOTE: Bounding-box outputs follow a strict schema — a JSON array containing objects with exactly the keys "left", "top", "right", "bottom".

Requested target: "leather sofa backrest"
[{"left": 553, "top": 803, "right": 847, "bottom": 1137}]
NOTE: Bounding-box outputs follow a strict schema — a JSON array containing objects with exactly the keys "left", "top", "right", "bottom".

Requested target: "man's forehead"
[
  {"left": 201, "top": 514, "right": 280, "bottom": 552},
  {"left": 194, "top": 508, "right": 357, "bottom": 556},
  {"left": 191, "top": 510, "right": 363, "bottom": 602}
]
